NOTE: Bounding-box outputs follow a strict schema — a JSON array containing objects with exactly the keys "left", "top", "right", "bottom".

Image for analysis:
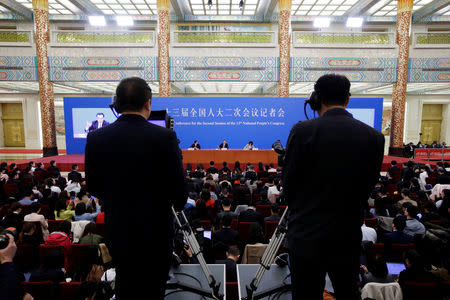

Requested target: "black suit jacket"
[
  {"left": 212, "top": 227, "right": 239, "bottom": 247},
  {"left": 68, "top": 171, "right": 82, "bottom": 183},
  {"left": 85, "top": 114, "right": 187, "bottom": 297},
  {"left": 238, "top": 209, "right": 263, "bottom": 226},
  {"left": 219, "top": 143, "right": 229, "bottom": 149},
  {"left": 216, "top": 258, "right": 238, "bottom": 282},
  {"left": 87, "top": 120, "right": 110, "bottom": 133},
  {"left": 284, "top": 108, "right": 384, "bottom": 248}
]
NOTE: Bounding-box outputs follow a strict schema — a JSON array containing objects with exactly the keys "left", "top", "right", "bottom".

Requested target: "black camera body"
[{"left": 0, "top": 227, "right": 17, "bottom": 250}]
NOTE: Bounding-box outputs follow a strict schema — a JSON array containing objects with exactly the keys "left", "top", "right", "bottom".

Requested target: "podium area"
[{"left": 182, "top": 150, "right": 279, "bottom": 167}]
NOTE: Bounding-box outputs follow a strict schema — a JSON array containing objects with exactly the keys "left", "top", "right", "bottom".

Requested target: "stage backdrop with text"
[{"left": 64, "top": 97, "right": 383, "bottom": 154}]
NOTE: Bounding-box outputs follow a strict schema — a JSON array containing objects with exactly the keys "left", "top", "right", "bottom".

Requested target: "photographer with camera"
[
  {"left": 0, "top": 229, "right": 21, "bottom": 300},
  {"left": 85, "top": 77, "right": 187, "bottom": 300},
  {"left": 284, "top": 74, "right": 384, "bottom": 299}
]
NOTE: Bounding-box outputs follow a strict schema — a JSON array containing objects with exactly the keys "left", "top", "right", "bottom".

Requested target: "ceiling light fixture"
[
  {"left": 313, "top": 17, "right": 330, "bottom": 28},
  {"left": 346, "top": 17, "right": 363, "bottom": 28},
  {"left": 239, "top": 0, "right": 244, "bottom": 10},
  {"left": 88, "top": 15, "right": 106, "bottom": 26},
  {"left": 207, "top": 0, "right": 213, "bottom": 9},
  {"left": 116, "top": 15, "right": 134, "bottom": 26}
]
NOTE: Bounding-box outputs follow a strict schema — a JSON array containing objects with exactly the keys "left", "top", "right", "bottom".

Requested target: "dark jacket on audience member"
[
  {"left": 0, "top": 262, "right": 22, "bottom": 300},
  {"left": 29, "top": 268, "right": 65, "bottom": 284},
  {"left": 239, "top": 208, "right": 263, "bottom": 226},
  {"left": 382, "top": 231, "right": 413, "bottom": 244},
  {"left": 212, "top": 227, "right": 239, "bottom": 247},
  {"left": 68, "top": 171, "right": 82, "bottom": 183},
  {"left": 85, "top": 114, "right": 187, "bottom": 299},
  {"left": 216, "top": 258, "right": 238, "bottom": 282},
  {"left": 264, "top": 214, "right": 281, "bottom": 222}
]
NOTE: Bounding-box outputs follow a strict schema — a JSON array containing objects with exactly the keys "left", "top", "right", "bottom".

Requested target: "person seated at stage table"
[
  {"left": 243, "top": 141, "right": 257, "bottom": 150},
  {"left": 68, "top": 164, "right": 82, "bottom": 183},
  {"left": 85, "top": 112, "right": 109, "bottom": 133},
  {"left": 207, "top": 161, "right": 219, "bottom": 174},
  {"left": 189, "top": 140, "right": 201, "bottom": 150},
  {"left": 218, "top": 140, "right": 229, "bottom": 150}
]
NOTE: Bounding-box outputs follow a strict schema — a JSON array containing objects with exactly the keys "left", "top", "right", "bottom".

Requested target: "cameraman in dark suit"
[
  {"left": 284, "top": 74, "right": 384, "bottom": 300},
  {"left": 85, "top": 77, "right": 187, "bottom": 300}
]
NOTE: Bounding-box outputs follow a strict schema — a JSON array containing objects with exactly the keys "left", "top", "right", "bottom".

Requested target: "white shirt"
[
  {"left": 267, "top": 185, "right": 281, "bottom": 203},
  {"left": 419, "top": 171, "right": 428, "bottom": 190},
  {"left": 361, "top": 224, "right": 377, "bottom": 243},
  {"left": 50, "top": 186, "right": 61, "bottom": 194}
]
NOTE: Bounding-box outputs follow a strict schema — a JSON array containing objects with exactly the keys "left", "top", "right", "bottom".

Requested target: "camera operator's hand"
[
  {"left": 184, "top": 246, "right": 193, "bottom": 258},
  {"left": 0, "top": 234, "right": 17, "bottom": 264},
  {"left": 360, "top": 265, "right": 368, "bottom": 274}
]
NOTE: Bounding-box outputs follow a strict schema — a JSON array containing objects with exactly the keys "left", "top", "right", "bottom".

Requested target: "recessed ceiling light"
[
  {"left": 313, "top": 17, "right": 330, "bottom": 27},
  {"left": 346, "top": 17, "right": 363, "bottom": 27},
  {"left": 89, "top": 15, "right": 106, "bottom": 26}
]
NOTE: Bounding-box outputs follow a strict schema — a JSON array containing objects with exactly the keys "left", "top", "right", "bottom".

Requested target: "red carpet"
[{"left": 4, "top": 154, "right": 437, "bottom": 172}]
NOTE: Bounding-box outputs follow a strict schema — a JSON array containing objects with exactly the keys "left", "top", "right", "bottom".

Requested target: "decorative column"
[
  {"left": 277, "top": 0, "right": 291, "bottom": 97},
  {"left": 32, "top": 0, "right": 57, "bottom": 156},
  {"left": 389, "top": 0, "right": 413, "bottom": 156},
  {"left": 157, "top": 0, "right": 170, "bottom": 97}
]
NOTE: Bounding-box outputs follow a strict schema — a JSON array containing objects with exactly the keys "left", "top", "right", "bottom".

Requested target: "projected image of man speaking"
[{"left": 85, "top": 112, "right": 110, "bottom": 133}]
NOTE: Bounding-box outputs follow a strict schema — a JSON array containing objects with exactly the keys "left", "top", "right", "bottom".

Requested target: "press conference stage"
[{"left": 5, "top": 150, "right": 437, "bottom": 173}]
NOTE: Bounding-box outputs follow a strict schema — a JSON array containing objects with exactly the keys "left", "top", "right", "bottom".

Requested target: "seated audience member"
[
  {"left": 18, "top": 222, "right": 40, "bottom": 247},
  {"left": 436, "top": 168, "right": 450, "bottom": 184},
  {"left": 192, "top": 197, "right": 210, "bottom": 221},
  {"left": 19, "top": 190, "right": 35, "bottom": 206},
  {"left": 267, "top": 178, "right": 281, "bottom": 203},
  {"left": 244, "top": 165, "right": 257, "bottom": 181},
  {"left": 35, "top": 162, "right": 45, "bottom": 173},
  {"left": 404, "top": 205, "right": 426, "bottom": 237},
  {"left": 239, "top": 205, "right": 263, "bottom": 226},
  {"left": 264, "top": 204, "right": 281, "bottom": 222},
  {"left": 74, "top": 198, "right": 101, "bottom": 222},
  {"left": 398, "top": 249, "right": 438, "bottom": 290},
  {"left": 46, "top": 160, "right": 60, "bottom": 178},
  {"left": 233, "top": 161, "right": 242, "bottom": 175},
  {"left": 267, "top": 163, "right": 277, "bottom": 174},
  {"left": 217, "top": 198, "right": 238, "bottom": 222},
  {"left": 258, "top": 165, "right": 269, "bottom": 179},
  {"left": 0, "top": 202, "right": 23, "bottom": 230},
  {"left": 212, "top": 215, "right": 239, "bottom": 248},
  {"left": 68, "top": 164, "right": 82, "bottom": 183},
  {"left": 220, "top": 162, "right": 231, "bottom": 174},
  {"left": 45, "top": 220, "right": 72, "bottom": 259},
  {"left": 0, "top": 231, "right": 26, "bottom": 300},
  {"left": 79, "top": 223, "right": 104, "bottom": 245},
  {"left": 65, "top": 179, "right": 81, "bottom": 194},
  {"left": 383, "top": 216, "right": 413, "bottom": 244},
  {"left": 197, "top": 190, "right": 215, "bottom": 208},
  {"left": 360, "top": 256, "right": 397, "bottom": 287},
  {"left": 387, "top": 160, "right": 400, "bottom": 178},
  {"left": 218, "top": 180, "right": 232, "bottom": 195},
  {"left": 0, "top": 168, "right": 9, "bottom": 183},
  {"left": 361, "top": 223, "right": 377, "bottom": 243},
  {"left": 246, "top": 223, "right": 268, "bottom": 245},
  {"left": 30, "top": 250, "right": 65, "bottom": 284},
  {"left": 95, "top": 205, "right": 105, "bottom": 224},
  {"left": 207, "top": 161, "right": 219, "bottom": 174},
  {"left": 74, "top": 245, "right": 104, "bottom": 282},
  {"left": 234, "top": 178, "right": 250, "bottom": 206},
  {"left": 24, "top": 202, "right": 49, "bottom": 240},
  {"left": 215, "top": 246, "right": 240, "bottom": 282},
  {"left": 55, "top": 196, "right": 75, "bottom": 221},
  {"left": 7, "top": 172, "right": 20, "bottom": 184},
  {"left": 397, "top": 189, "right": 417, "bottom": 209},
  {"left": 420, "top": 201, "right": 441, "bottom": 223},
  {"left": 46, "top": 178, "right": 61, "bottom": 194}
]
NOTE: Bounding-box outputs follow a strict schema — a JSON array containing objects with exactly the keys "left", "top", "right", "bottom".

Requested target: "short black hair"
[
  {"left": 271, "top": 203, "right": 279, "bottom": 213},
  {"left": 50, "top": 160, "right": 56, "bottom": 166},
  {"left": 406, "top": 205, "right": 419, "bottom": 218},
  {"left": 72, "top": 164, "right": 78, "bottom": 170},
  {"left": 222, "top": 214, "right": 232, "bottom": 227},
  {"left": 393, "top": 216, "right": 406, "bottom": 232},
  {"left": 227, "top": 246, "right": 240, "bottom": 257},
  {"left": 401, "top": 188, "right": 410, "bottom": 196},
  {"left": 314, "top": 74, "right": 351, "bottom": 106},
  {"left": 222, "top": 198, "right": 231, "bottom": 207},
  {"left": 210, "top": 161, "right": 215, "bottom": 166},
  {"left": 391, "top": 160, "right": 397, "bottom": 165},
  {"left": 115, "top": 77, "right": 152, "bottom": 112},
  {"left": 30, "top": 202, "right": 40, "bottom": 213},
  {"left": 58, "top": 220, "right": 72, "bottom": 235}
]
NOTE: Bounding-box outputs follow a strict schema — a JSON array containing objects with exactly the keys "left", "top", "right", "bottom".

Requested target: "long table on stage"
[{"left": 181, "top": 149, "right": 279, "bottom": 166}]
